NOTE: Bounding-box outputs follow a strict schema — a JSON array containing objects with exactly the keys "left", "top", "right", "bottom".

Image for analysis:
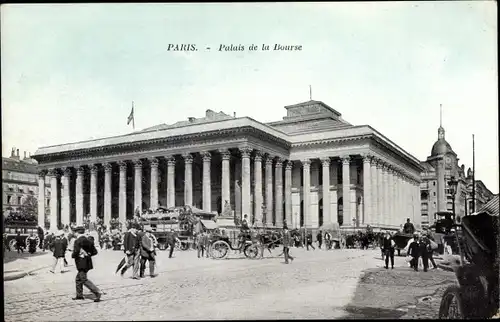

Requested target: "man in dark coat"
[
  {"left": 15, "top": 232, "right": 25, "bottom": 253},
  {"left": 382, "top": 232, "right": 395, "bottom": 269},
  {"left": 120, "top": 224, "right": 141, "bottom": 279},
  {"left": 403, "top": 218, "right": 415, "bottom": 235},
  {"left": 306, "top": 232, "right": 315, "bottom": 251},
  {"left": 167, "top": 229, "right": 179, "bottom": 259},
  {"left": 37, "top": 226, "right": 45, "bottom": 250},
  {"left": 282, "top": 227, "right": 294, "bottom": 264},
  {"left": 72, "top": 226, "right": 102, "bottom": 302},
  {"left": 408, "top": 234, "right": 421, "bottom": 271},
  {"left": 50, "top": 231, "right": 68, "bottom": 273},
  {"left": 316, "top": 230, "right": 323, "bottom": 249}
]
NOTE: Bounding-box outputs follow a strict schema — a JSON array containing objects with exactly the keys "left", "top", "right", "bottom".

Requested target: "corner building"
[{"left": 32, "top": 100, "right": 423, "bottom": 232}]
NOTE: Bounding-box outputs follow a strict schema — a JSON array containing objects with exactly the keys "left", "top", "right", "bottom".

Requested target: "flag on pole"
[{"left": 127, "top": 101, "right": 135, "bottom": 130}]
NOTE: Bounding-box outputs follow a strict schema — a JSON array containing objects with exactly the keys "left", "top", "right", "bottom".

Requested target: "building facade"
[
  {"left": 3, "top": 148, "right": 51, "bottom": 225},
  {"left": 32, "top": 100, "right": 423, "bottom": 232},
  {"left": 419, "top": 123, "right": 494, "bottom": 228}
]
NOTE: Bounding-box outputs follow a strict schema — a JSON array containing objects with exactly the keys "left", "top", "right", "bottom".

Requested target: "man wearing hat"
[
  {"left": 50, "top": 230, "right": 68, "bottom": 274},
  {"left": 407, "top": 233, "right": 421, "bottom": 271},
  {"left": 71, "top": 226, "right": 102, "bottom": 302},
  {"left": 121, "top": 223, "right": 141, "bottom": 279},
  {"left": 139, "top": 228, "right": 157, "bottom": 278}
]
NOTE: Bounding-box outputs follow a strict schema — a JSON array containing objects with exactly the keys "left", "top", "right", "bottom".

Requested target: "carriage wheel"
[
  {"left": 439, "top": 285, "right": 465, "bottom": 319},
  {"left": 9, "top": 239, "right": 17, "bottom": 250},
  {"left": 244, "top": 244, "right": 260, "bottom": 259},
  {"left": 339, "top": 238, "right": 346, "bottom": 249},
  {"left": 210, "top": 240, "right": 230, "bottom": 260}
]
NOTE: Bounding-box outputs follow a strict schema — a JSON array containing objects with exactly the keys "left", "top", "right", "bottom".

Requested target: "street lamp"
[{"left": 448, "top": 176, "right": 458, "bottom": 222}]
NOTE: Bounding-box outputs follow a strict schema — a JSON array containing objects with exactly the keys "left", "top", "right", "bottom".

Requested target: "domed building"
[{"left": 419, "top": 111, "right": 494, "bottom": 228}]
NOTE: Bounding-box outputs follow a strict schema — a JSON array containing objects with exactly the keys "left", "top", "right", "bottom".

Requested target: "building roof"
[
  {"left": 420, "top": 161, "right": 435, "bottom": 172},
  {"left": 476, "top": 194, "right": 499, "bottom": 216},
  {"left": 2, "top": 157, "right": 38, "bottom": 174},
  {"left": 431, "top": 138, "right": 454, "bottom": 157}
]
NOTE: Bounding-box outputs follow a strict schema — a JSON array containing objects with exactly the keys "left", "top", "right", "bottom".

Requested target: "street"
[{"left": 4, "top": 247, "right": 457, "bottom": 320}]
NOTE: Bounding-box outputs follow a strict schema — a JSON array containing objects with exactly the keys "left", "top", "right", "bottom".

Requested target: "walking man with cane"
[{"left": 283, "top": 226, "right": 294, "bottom": 264}]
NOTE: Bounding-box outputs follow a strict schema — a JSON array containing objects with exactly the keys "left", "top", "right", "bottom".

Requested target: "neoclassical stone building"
[{"left": 32, "top": 100, "right": 423, "bottom": 232}]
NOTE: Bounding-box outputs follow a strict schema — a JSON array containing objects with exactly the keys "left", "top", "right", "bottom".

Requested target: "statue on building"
[{"left": 221, "top": 200, "right": 232, "bottom": 218}]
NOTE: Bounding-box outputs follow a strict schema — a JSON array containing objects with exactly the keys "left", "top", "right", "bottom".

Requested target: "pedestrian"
[
  {"left": 418, "top": 236, "right": 430, "bottom": 272},
  {"left": 324, "top": 232, "right": 332, "bottom": 250},
  {"left": 167, "top": 228, "right": 180, "bottom": 258},
  {"left": 120, "top": 224, "right": 141, "bottom": 279},
  {"left": 15, "top": 232, "right": 25, "bottom": 253},
  {"left": 28, "top": 233, "right": 38, "bottom": 254},
  {"left": 306, "top": 232, "right": 315, "bottom": 251},
  {"left": 71, "top": 226, "right": 102, "bottom": 302},
  {"left": 140, "top": 229, "right": 157, "bottom": 278},
  {"left": 50, "top": 231, "right": 68, "bottom": 273},
  {"left": 282, "top": 227, "right": 294, "bottom": 264},
  {"left": 407, "top": 233, "right": 420, "bottom": 271},
  {"left": 196, "top": 231, "right": 207, "bottom": 259},
  {"left": 316, "top": 230, "right": 323, "bottom": 249},
  {"left": 426, "top": 234, "right": 438, "bottom": 269},
  {"left": 382, "top": 231, "right": 395, "bottom": 269},
  {"left": 37, "top": 226, "right": 44, "bottom": 250}
]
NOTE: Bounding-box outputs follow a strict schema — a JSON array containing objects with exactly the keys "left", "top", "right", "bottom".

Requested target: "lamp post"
[{"left": 448, "top": 176, "right": 458, "bottom": 222}]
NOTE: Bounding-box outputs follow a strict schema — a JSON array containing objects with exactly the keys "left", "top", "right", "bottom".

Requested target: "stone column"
[
  {"left": 183, "top": 154, "right": 193, "bottom": 206},
  {"left": 389, "top": 168, "right": 396, "bottom": 227},
  {"left": 302, "top": 160, "right": 311, "bottom": 228},
  {"left": 265, "top": 156, "right": 274, "bottom": 226},
  {"left": 362, "top": 155, "right": 371, "bottom": 225},
  {"left": 254, "top": 151, "right": 263, "bottom": 226},
  {"left": 275, "top": 158, "right": 284, "bottom": 228},
  {"left": 284, "top": 161, "right": 293, "bottom": 227},
  {"left": 133, "top": 160, "right": 143, "bottom": 213},
  {"left": 167, "top": 156, "right": 175, "bottom": 208},
  {"left": 341, "top": 156, "right": 351, "bottom": 226},
  {"left": 149, "top": 158, "right": 159, "bottom": 211},
  {"left": 240, "top": 147, "right": 252, "bottom": 218},
  {"left": 202, "top": 152, "right": 211, "bottom": 212},
  {"left": 90, "top": 165, "right": 98, "bottom": 224},
  {"left": 220, "top": 149, "right": 231, "bottom": 210},
  {"left": 61, "top": 167, "right": 71, "bottom": 227},
  {"left": 321, "top": 158, "right": 331, "bottom": 224},
  {"left": 395, "top": 172, "right": 402, "bottom": 225},
  {"left": 48, "top": 169, "right": 59, "bottom": 232},
  {"left": 375, "top": 161, "right": 384, "bottom": 227},
  {"left": 103, "top": 163, "right": 112, "bottom": 227},
  {"left": 382, "top": 164, "right": 390, "bottom": 227},
  {"left": 118, "top": 161, "right": 127, "bottom": 230},
  {"left": 37, "top": 171, "right": 46, "bottom": 229},
  {"left": 76, "top": 166, "right": 84, "bottom": 226},
  {"left": 370, "top": 158, "right": 378, "bottom": 227}
]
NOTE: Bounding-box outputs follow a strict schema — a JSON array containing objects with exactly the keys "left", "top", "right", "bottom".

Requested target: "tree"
[{"left": 20, "top": 195, "right": 38, "bottom": 216}]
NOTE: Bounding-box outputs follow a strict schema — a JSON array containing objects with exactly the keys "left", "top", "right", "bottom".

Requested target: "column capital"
[
  {"left": 76, "top": 166, "right": 85, "bottom": 176},
  {"left": 361, "top": 153, "right": 373, "bottom": 163},
  {"left": 301, "top": 159, "right": 311, "bottom": 168},
  {"left": 62, "top": 167, "right": 72, "bottom": 177},
  {"left": 265, "top": 156, "right": 274, "bottom": 166},
  {"left": 254, "top": 151, "right": 263, "bottom": 162},
  {"left": 375, "top": 160, "right": 385, "bottom": 169},
  {"left": 219, "top": 149, "right": 231, "bottom": 160},
  {"left": 202, "top": 151, "right": 211, "bottom": 162},
  {"left": 340, "top": 155, "right": 350, "bottom": 165},
  {"left": 90, "top": 165, "right": 99, "bottom": 174},
  {"left": 285, "top": 160, "right": 293, "bottom": 171},
  {"left": 103, "top": 162, "right": 113, "bottom": 172},
  {"left": 182, "top": 153, "right": 193, "bottom": 164},
  {"left": 38, "top": 170, "right": 47, "bottom": 178},
  {"left": 118, "top": 160, "right": 127, "bottom": 171},
  {"left": 275, "top": 158, "right": 283, "bottom": 167},
  {"left": 149, "top": 158, "right": 159, "bottom": 168},
  {"left": 47, "top": 168, "right": 59, "bottom": 178},
  {"left": 239, "top": 146, "right": 252, "bottom": 158},
  {"left": 133, "top": 160, "right": 142, "bottom": 169},
  {"left": 166, "top": 156, "right": 176, "bottom": 166},
  {"left": 320, "top": 157, "right": 331, "bottom": 167}
]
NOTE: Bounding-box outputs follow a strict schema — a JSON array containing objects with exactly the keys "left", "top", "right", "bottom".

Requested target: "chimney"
[
  {"left": 11, "top": 148, "right": 15, "bottom": 157},
  {"left": 24, "top": 151, "right": 27, "bottom": 159},
  {"left": 233, "top": 112, "right": 236, "bottom": 118},
  {"left": 16, "top": 149, "right": 19, "bottom": 157},
  {"left": 188, "top": 117, "right": 195, "bottom": 123}
]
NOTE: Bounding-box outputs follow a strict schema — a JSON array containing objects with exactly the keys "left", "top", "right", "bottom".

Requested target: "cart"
[
  {"left": 438, "top": 212, "right": 499, "bottom": 319},
  {"left": 320, "top": 223, "right": 345, "bottom": 249},
  {"left": 209, "top": 228, "right": 261, "bottom": 260}
]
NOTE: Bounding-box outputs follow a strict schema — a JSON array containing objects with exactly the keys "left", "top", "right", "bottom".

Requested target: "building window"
[
  {"left": 47, "top": 199, "right": 50, "bottom": 207},
  {"left": 18, "top": 196, "right": 22, "bottom": 204},
  {"left": 421, "top": 203, "right": 428, "bottom": 211},
  {"left": 433, "top": 202, "right": 436, "bottom": 208},
  {"left": 433, "top": 182, "right": 436, "bottom": 186},
  {"left": 433, "top": 192, "right": 436, "bottom": 196},
  {"left": 7, "top": 195, "right": 12, "bottom": 204}
]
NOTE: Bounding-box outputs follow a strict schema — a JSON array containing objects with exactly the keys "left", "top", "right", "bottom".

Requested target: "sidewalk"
[{"left": 4, "top": 251, "right": 56, "bottom": 281}]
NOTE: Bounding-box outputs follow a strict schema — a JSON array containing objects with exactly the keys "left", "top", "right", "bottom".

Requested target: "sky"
[{"left": 1, "top": 2, "right": 498, "bottom": 193}]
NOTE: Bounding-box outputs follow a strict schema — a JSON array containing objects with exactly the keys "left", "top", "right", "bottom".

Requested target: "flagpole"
[{"left": 132, "top": 101, "right": 135, "bottom": 130}]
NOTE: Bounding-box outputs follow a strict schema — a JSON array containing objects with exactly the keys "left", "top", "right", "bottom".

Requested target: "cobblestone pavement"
[{"left": 4, "top": 248, "right": 456, "bottom": 320}]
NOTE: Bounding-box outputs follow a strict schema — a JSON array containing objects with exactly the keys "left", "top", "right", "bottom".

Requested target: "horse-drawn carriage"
[
  {"left": 319, "top": 223, "right": 345, "bottom": 249},
  {"left": 438, "top": 212, "right": 499, "bottom": 319},
  {"left": 209, "top": 228, "right": 261, "bottom": 259},
  {"left": 3, "top": 220, "right": 40, "bottom": 250}
]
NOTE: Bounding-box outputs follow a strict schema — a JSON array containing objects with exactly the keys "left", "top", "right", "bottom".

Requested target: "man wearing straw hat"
[{"left": 139, "top": 228, "right": 157, "bottom": 278}]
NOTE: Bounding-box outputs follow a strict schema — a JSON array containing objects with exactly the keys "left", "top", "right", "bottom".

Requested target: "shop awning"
[{"left": 200, "top": 219, "right": 218, "bottom": 230}]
